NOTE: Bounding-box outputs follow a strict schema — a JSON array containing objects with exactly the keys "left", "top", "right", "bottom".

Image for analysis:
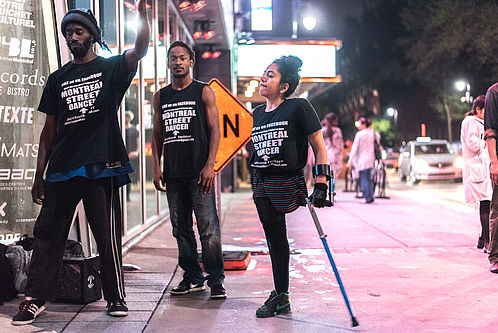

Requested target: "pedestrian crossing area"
[{"left": 291, "top": 246, "right": 484, "bottom": 255}]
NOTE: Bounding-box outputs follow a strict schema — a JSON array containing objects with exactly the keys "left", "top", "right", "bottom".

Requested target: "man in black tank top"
[{"left": 152, "top": 41, "right": 226, "bottom": 299}]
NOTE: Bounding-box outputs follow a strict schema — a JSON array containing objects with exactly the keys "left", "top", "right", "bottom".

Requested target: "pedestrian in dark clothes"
[
  {"left": 11, "top": 1, "right": 149, "bottom": 326},
  {"left": 151, "top": 41, "right": 226, "bottom": 299},
  {"left": 484, "top": 82, "right": 498, "bottom": 272}
]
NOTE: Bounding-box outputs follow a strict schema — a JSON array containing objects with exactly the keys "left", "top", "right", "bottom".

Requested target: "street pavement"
[{"left": 1, "top": 173, "right": 496, "bottom": 332}]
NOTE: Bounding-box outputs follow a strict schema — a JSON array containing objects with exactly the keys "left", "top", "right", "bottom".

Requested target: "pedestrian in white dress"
[{"left": 461, "top": 95, "right": 492, "bottom": 252}]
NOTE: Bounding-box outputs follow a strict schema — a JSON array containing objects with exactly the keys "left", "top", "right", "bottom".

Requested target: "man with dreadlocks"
[{"left": 11, "top": 1, "right": 149, "bottom": 325}]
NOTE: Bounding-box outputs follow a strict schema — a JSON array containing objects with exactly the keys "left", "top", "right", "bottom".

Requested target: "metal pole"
[
  {"left": 291, "top": 0, "right": 298, "bottom": 38},
  {"left": 215, "top": 174, "right": 222, "bottom": 225},
  {"left": 305, "top": 198, "right": 359, "bottom": 327}
]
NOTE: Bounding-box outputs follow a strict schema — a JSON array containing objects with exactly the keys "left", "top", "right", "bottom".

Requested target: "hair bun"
[
  {"left": 283, "top": 55, "right": 303, "bottom": 73},
  {"left": 272, "top": 55, "right": 303, "bottom": 98}
]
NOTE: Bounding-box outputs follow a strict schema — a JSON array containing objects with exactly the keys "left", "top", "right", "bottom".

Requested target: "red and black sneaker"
[{"left": 11, "top": 299, "right": 46, "bottom": 326}]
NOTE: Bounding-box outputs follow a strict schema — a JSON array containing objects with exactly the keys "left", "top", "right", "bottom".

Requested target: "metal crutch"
[{"left": 306, "top": 173, "right": 359, "bottom": 327}]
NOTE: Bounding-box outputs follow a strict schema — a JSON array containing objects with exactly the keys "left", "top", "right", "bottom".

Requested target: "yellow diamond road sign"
[{"left": 209, "top": 78, "right": 253, "bottom": 173}]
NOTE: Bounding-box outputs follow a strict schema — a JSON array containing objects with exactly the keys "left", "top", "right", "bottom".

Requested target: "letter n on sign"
[{"left": 223, "top": 114, "right": 239, "bottom": 138}]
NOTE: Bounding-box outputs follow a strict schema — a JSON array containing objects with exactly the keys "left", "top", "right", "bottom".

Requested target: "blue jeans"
[
  {"left": 359, "top": 168, "right": 374, "bottom": 202},
  {"left": 166, "top": 177, "right": 224, "bottom": 286}
]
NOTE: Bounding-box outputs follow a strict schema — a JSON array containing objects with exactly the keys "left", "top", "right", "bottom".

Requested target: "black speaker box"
[{"left": 55, "top": 256, "right": 102, "bottom": 304}]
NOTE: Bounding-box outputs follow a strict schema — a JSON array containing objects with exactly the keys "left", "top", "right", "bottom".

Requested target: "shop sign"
[{"left": 0, "top": 0, "right": 51, "bottom": 244}]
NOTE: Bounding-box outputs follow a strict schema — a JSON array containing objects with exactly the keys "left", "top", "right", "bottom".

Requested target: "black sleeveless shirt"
[{"left": 159, "top": 80, "right": 210, "bottom": 179}]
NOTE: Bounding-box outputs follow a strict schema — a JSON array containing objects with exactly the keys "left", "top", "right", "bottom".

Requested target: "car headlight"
[
  {"left": 454, "top": 156, "right": 464, "bottom": 169},
  {"left": 415, "top": 158, "right": 429, "bottom": 169}
]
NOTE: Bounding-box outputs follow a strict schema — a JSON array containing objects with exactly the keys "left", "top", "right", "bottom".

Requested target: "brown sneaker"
[{"left": 490, "top": 262, "right": 498, "bottom": 273}]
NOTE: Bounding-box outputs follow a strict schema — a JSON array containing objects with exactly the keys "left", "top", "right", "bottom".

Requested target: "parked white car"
[{"left": 398, "top": 138, "right": 463, "bottom": 183}]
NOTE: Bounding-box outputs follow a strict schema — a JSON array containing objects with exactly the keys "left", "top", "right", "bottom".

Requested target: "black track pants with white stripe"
[{"left": 25, "top": 176, "right": 125, "bottom": 302}]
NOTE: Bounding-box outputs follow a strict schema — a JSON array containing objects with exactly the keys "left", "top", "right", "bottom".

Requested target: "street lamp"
[
  {"left": 386, "top": 107, "right": 398, "bottom": 130},
  {"left": 455, "top": 80, "right": 471, "bottom": 104},
  {"left": 302, "top": 16, "right": 317, "bottom": 31},
  {"left": 292, "top": 0, "right": 317, "bottom": 38}
]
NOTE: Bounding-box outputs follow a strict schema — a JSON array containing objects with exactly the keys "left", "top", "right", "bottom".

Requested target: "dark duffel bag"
[
  {"left": 55, "top": 256, "right": 102, "bottom": 304},
  {"left": 0, "top": 244, "right": 17, "bottom": 303}
]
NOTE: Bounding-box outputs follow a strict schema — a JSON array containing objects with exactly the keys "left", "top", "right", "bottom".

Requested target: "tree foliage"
[
  {"left": 310, "top": 0, "right": 498, "bottom": 143},
  {"left": 400, "top": 0, "right": 498, "bottom": 141},
  {"left": 401, "top": 0, "right": 498, "bottom": 85}
]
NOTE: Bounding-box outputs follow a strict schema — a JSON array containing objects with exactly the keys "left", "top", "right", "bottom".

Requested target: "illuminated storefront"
[{"left": 0, "top": 0, "right": 233, "bottom": 252}]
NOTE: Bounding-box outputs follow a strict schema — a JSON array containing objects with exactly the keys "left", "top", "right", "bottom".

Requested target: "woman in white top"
[
  {"left": 347, "top": 117, "right": 380, "bottom": 203},
  {"left": 461, "top": 95, "right": 492, "bottom": 252},
  {"left": 322, "top": 113, "right": 344, "bottom": 180}
]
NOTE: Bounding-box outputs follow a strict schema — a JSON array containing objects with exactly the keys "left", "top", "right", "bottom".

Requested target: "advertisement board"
[
  {"left": 237, "top": 42, "right": 340, "bottom": 80},
  {"left": 0, "top": 0, "right": 53, "bottom": 244}
]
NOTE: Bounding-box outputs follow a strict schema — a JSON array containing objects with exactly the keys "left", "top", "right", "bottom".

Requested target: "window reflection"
[
  {"left": 99, "top": 1, "right": 117, "bottom": 47},
  {"left": 123, "top": 1, "right": 143, "bottom": 232},
  {"left": 124, "top": 83, "right": 142, "bottom": 232},
  {"left": 67, "top": 0, "right": 90, "bottom": 10}
]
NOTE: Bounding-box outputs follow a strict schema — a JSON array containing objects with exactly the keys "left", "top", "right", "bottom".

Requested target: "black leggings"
[
  {"left": 254, "top": 197, "right": 289, "bottom": 294},
  {"left": 480, "top": 200, "right": 490, "bottom": 242}
]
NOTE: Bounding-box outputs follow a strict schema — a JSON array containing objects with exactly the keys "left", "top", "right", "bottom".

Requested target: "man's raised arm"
[{"left": 125, "top": 0, "right": 150, "bottom": 70}]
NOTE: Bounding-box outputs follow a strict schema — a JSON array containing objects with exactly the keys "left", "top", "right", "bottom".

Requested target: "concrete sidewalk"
[{"left": 1, "top": 178, "right": 497, "bottom": 332}]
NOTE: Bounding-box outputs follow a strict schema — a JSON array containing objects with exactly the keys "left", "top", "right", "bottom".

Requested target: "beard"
[
  {"left": 171, "top": 69, "right": 189, "bottom": 79},
  {"left": 67, "top": 36, "right": 92, "bottom": 59}
]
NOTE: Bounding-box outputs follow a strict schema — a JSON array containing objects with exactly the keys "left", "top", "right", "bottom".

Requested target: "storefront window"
[
  {"left": 99, "top": 0, "right": 117, "bottom": 47},
  {"left": 67, "top": 0, "right": 90, "bottom": 10},
  {"left": 125, "top": 83, "right": 142, "bottom": 232},
  {"left": 144, "top": 83, "right": 156, "bottom": 218},
  {"left": 169, "top": 11, "right": 177, "bottom": 43},
  {"left": 123, "top": 0, "right": 143, "bottom": 232}
]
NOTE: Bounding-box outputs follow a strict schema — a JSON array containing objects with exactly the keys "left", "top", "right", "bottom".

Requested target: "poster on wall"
[{"left": 0, "top": 0, "right": 51, "bottom": 244}]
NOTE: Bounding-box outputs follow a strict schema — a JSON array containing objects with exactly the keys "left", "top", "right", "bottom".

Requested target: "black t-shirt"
[
  {"left": 250, "top": 98, "right": 321, "bottom": 174},
  {"left": 38, "top": 54, "right": 137, "bottom": 173},
  {"left": 485, "top": 83, "right": 498, "bottom": 155},
  {"left": 159, "top": 80, "right": 210, "bottom": 179}
]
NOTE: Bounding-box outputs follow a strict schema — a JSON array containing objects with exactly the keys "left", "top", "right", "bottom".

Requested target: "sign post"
[{"left": 208, "top": 79, "right": 253, "bottom": 269}]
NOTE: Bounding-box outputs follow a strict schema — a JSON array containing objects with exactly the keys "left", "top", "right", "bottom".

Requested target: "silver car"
[{"left": 398, "top": 138, "right": 463, "bottom": 183}]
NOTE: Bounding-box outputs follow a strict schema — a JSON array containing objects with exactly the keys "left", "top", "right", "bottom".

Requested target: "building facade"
[{"left": 0, "top": 0, "right": 233, "bottom": 253}]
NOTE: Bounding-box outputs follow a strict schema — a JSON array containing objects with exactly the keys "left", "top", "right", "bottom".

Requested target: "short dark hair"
[
  {"left": 466, "top": 95, "right": 485, "bottom": 116},
  {"left": 325, "top": 112, "right": 338, "bottom": 124},
  {"left": 472, "top": 95, "right": 485, "bottom": 112},
  {"left": 359, "top": 117, "right": 372, "bottom": 127},
  {"left": 272, "top": 55, "right": 303, "bottom": 98},
  {"left": 167, "top": 41, "right": 195, "bottom": 60}
]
